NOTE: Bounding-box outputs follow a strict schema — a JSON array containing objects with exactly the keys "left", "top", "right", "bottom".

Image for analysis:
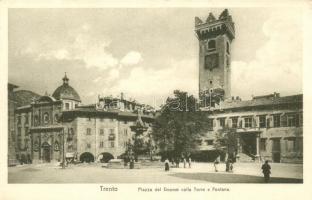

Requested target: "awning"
[{"left": 66, "top": 152, "right": 75, "bottom": 158}]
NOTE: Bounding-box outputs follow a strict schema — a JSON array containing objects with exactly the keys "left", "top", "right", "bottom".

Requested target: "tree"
[
  {"left": 213, "top": 127, "right": 238, "bottom": 161},
  {"left": 152, "top": 90, "right": 210, "bottom": 162}
]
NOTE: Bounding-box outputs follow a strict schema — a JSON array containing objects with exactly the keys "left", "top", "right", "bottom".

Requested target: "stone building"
[
  {"left": 197, "top": 93, "right": 303, "bottom": 163},
  {"left": 13, "top": 74, "right": 154, "bottom": 164},
  {"left": 194, "top": 9, "right": 303, "bottom": 163},
  {"left": 8, "top": 83, "right": 19, "bottom": 166}
]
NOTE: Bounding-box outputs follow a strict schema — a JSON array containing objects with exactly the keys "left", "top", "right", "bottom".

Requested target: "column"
[
  {"left": 255, "top": 135, "right": 260, "bottom": 162},
  {"left": 236, "top": 135, "right": 241, "bottom": 162}
]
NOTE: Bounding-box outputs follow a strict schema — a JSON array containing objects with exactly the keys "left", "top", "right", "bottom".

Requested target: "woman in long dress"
[{"left": 165, "top": 158, "right": 170, "bottom": 171}]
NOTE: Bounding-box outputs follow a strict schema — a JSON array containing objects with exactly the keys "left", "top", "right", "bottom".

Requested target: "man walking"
[
  {"left": 261, "top": 160, "right": 271, "bottom": 183},
  {"left": 214, "top": 155, "right": 220, "bottom": 172}
]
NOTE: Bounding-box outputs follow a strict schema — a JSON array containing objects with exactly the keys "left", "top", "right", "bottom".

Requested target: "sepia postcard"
[{"left": 1, "top": 0, "right": 312, "bottom": 200}]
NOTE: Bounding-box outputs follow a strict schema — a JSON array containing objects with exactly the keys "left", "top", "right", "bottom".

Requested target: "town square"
[{"left": 6, "top": 7, "right": 304, "bottom": 185}]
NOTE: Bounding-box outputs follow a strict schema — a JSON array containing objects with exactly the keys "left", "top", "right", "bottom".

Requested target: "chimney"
[{"left": 121, "top": 92, "right": 124, "bottom": 100}]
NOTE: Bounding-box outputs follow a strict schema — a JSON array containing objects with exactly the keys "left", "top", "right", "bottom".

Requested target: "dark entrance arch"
[
  {"left": 42, "top": 142, "right": 51, "bottom": 163},
  {"left": 80, "top": 152, "right": 95, "bottom": 163},
  {"left": 98, "top": 152, "right": 114, "bottom": 163}
]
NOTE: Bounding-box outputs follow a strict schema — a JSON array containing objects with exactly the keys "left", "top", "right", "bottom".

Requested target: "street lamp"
[{"left": 62, "top": 127, "right": 66, "bottom": 169}]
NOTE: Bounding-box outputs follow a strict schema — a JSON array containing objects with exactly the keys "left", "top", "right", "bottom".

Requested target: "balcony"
[{"left": 236, "top": 127, "right": 261, "bottom": 134}]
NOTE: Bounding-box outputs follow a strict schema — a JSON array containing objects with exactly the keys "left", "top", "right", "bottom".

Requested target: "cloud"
[
  {"left": 120, "top": 51, "right": 143, "bottom": 66},
  {"left": 37, "top": 49, "right": 70, "bottom": 60},
  {"left": 106, "top": 59, "right": 197, "bottom": 106},
  {"left": 22, "top": 24, "right": 119, "bottom": 71},
  {"left": 231, "top": 11, "right": 302, "bottom": 99}
]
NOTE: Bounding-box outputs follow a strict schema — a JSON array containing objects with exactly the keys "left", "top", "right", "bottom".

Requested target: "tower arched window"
[
  {"left": 208, "top": 40, "right": 216, "bottom": 49},
  {"left": 226, "top": 42, "right": 230, "bottom": 54}
]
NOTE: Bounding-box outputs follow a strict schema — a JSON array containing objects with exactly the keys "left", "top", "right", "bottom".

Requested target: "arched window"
[
  {"left": 34, "top": 115, "right": 39, "bottom": 126},
  {"left": 208, "top": 40, "right": 216, "bottom": 49},
  {"left": 54, "top": 114, "right": 59, "bottom": 123},
  {"left": 43, "top": 113, "right": 49, "bottom": 124},
  {"left": 226, "top": 42, "right": 230, "bottom": 54},
  {"left": 54, "top": 141, "right": 60, "bottom": 151},
  {"left": 33, "top": 139, "right": 39, "bottom": 152}
]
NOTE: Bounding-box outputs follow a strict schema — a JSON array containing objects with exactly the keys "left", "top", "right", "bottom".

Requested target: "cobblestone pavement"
[{"left": 8, "top": 162, "right": 303, "bottom": 183}]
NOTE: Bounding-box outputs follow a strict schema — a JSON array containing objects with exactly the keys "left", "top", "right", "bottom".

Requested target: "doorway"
[
  {"left": 42, "top": 142, "right": 51, "bottom": 162},
  {"left": 272, "top": 138, "right": 281, "bottom": 163}
]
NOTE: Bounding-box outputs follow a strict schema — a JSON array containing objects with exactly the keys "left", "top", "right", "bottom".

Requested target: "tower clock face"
[{"left": 205, "top": 53, "right": 218, "bottom": 70}]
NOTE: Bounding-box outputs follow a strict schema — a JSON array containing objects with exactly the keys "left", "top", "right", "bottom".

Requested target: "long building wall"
[{"left": 198, "top": 107, "right": 303, "bottom": 163}]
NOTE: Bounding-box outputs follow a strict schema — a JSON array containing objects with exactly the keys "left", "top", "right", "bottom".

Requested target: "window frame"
[
  {"left": 273, "top": 114, "right": 281, "bottom": 127},
  {"left": 259, "top": 115, "right": 266, "bottom": 128},
  {"left": 86, "top": 128, "right": 91, "bottom": 135},
  {"left": 244, "top": 117, "right": 252, "bottom": 128}
]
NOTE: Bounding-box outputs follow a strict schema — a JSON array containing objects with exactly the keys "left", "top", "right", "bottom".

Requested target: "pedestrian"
[
  {"left": 214, "top": 155, "right": 220, "bottom": 172},
  {"left": 188, "top": 157, "right": 192, "bottom": 168},
  {"left": 226, "top": 159, "right": 233, "bottom": 172},
  {"left": 183, "top": 157, "right": 186, "bottom": 168},
  {"left": 261, "top": 160, "right": 271, "bottom": 183},
  {"left": 165, "top": 158, "right": 170, "bottom": 171},
  {"left": 129, "top": 157, "right": 134, "bottom": 169},
  {"left": 175, "top": 157, "right": 180, "bottom": 168},
  {"left": 229, "top": 159, "right": 233, "bottom": 172},
  {"left": 226, "top": 159, "right": 230, "bottom": 172}
]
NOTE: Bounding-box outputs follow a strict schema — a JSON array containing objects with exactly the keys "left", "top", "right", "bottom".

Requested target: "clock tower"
[{"left": 195, "top": 9, "right": 235, "bottom": 104}]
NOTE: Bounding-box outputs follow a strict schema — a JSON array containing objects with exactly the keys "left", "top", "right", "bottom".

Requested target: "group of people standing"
[
  {"left": 213, "top": 156, "right": 233, "bottom": 172},
  {"left": 164, "top": 157, "right": 192, "bottom": 171}
]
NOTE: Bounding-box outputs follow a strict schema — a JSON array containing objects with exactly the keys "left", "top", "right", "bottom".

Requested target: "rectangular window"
[
  {"left": 99, "top": 129, "right": 104, "bottom": 135},
  {"left": 17, "top": 127, "right": 21, "bottom": 136},
  {"left": 285, "top": 138, "right": 296, "bottom": 152},
  {"left": 99, "top": 141, "right": 104, "bottom": 148},
  {"left": 17, "top": 116, "right": 21, "bottom": 125},
  {"left": 65, "top": 103, "right": 70, "bottom": 110},
  {"left": 124, "top": 129, "right": 128, "bottom": 136},
  {"left": 298, "top": 137, "right": 303, "bottom": 152},
  {"left": 206, "top": 140, "right": 213, "bottom": 145},
  {"left": 260, "top": 138, "right": 266, "bottom": 151},
  {"left": 25, "top": 127, "right": 29, "bottom": 136},
  {"left": 86, "top": 128, "right": 91, "bottom": 135},
  {"left": 25, "top": 115, "right": 29, "bottom": 124},
  {"left": 244, "top": 117, "right": 252, "bottom": 128},
  {"left": 287, "top": 114, "right": 296, "bottom": 127},
  {"left": 219, "top": 118, "right": 225, "bottom": 128},
  {"left": 299, "top": 113, "right": 303, "bottom": 127},
  {"left": 273, "top": 114, "right": 281, "bottom": 127},
  {"left": 110, "top": 129, "right": 115, "bottom": 134},
  {"left": 231, "top": 117, "right": 238, "bottom": 128},
  {"left": 259, "top": 115, "right": 266, "bottom": 128},
  {"left": 124, "top": 120, "right": 128, "bottom": 124},
  {"left": 87, "top": 143, "right": 91, "bottom": 148},
  {"left": 208, "top": 119, "right": 213, "bottom": 130},
  {"left": 196, "top": 140, "right": 202, "bottom": 145},
  {"left": 110, "top": 141, "right": 115, "bottom": 148}
]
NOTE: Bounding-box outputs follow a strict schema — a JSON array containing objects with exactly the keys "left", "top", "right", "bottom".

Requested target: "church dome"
[{"left": 52, "top": 73, "right": 81, "bottom": 102}]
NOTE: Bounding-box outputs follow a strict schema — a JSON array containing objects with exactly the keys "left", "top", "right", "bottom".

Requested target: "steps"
[{"left": 237, "top": 152, "right": 254, "bottom": 162}]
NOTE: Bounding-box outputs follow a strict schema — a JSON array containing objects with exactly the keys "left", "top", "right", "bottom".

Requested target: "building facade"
[
  {"left": 197, "top": 94, "right": 303, "bottom": 163},
  {"left": 8, "top": 83, "right": 19, "bottom": 166},
  {"left": 195, "top": 10, "right": 303, "bottom": 164},
  {"left": 13, "top": 74, "right": 154, "bottom": 164}
]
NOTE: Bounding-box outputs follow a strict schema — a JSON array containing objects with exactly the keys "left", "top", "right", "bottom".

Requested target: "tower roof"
[
  {"left": 52, "top": 73, "right": 81, "bottom": 102},
  {"left": 195, "top": 9, "right": 235, "bottom": 41}
]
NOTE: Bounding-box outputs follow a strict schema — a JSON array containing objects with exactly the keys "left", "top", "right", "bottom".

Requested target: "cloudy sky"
[{"left": 8, "top": 8, "right": 303, "bottom": 107}]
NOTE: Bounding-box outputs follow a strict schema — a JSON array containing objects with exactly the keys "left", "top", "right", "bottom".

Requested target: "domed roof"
[{"left": 52, "top": 73, "right": 81, "bottom": 102}]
